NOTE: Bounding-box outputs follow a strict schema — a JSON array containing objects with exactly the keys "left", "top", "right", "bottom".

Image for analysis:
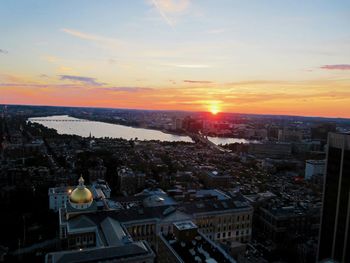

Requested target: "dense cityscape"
[
  {"left": 1, "top": 1, "right": 350, "bottom": 262},
  {"left": 0, "top": 105, "right": 349, "bottom": 262}
]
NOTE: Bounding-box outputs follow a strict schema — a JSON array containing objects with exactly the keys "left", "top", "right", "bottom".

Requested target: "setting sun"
[{"left": 209, "top": 102, "right": 220, "bottom": 115}]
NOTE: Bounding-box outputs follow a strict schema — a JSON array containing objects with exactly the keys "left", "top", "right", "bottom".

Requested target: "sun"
[{"left": 209, "top": 102, "right": 220, "bottom": 115}]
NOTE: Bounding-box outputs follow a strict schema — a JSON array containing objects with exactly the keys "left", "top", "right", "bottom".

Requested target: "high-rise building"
[
  {"left": 318, "top": 133, "right": 350, "bottom": 263},
  {"left": 311, "top": 122, "right": 336, "bottom": 142}
]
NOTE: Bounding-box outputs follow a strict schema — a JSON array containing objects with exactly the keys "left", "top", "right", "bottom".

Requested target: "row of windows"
[
  {"left": 216, "top": 223, "right": 251, "bottom": 232},
  {"left": 216, "top": 229, "right": 250, "bottom": 239},
  {"left": 196, "top": 214, "right": 252, "bottom": 228},
  {"left": 217, "top": 214, "right": 251, "bottom": 223},
  {"left": 75, "top": 235, "right": 94, "bottom": 244},
  {"left": 68, "top": 234, "right": 95, "bottom": 248},
  {"left": 128, "top": 224, "right": 155, "bottom": 237}
]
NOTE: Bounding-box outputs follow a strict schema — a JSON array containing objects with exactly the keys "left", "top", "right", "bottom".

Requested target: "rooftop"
[
  {"left": 45, "top": 241, "right": 153, "bottom": 263},
  {"left": 173, "top": 221, "right": 197, "bottom": 231},
  {"left": 306, "top": 160, "right": 325, "bottom": 165},
  {"left": 163, "top": 231, "right": 236, "bottom": 263}
]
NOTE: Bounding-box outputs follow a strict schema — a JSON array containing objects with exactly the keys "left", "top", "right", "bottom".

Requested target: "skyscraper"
[{"left": 318, "top": 133, "right": 350, "bottom": 263}]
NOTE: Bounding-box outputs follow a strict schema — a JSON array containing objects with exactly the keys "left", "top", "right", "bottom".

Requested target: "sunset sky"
[{"left": 1, "top": 0, "right": 350, "bottom": 117}]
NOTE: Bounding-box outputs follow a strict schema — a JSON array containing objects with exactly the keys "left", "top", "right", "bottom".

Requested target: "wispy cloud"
[
  {"left": 149, "top": 0, "right": 190, "bottom": 27},
  {"left": 0, "top": 49, "right": 8, "bottom": 54},
  {"left": 163, "top": 63, "right": 211, "bottom": 68},
  {"left": 151, "top": 0, "right": 174, "bottom": 27},
  {"left": 0, "top": 83, "right": 82, "bottom": 89},
  {"left": 62, "top": 28, "right": 106, "bottom": 41},
  {"left": 184, "top": 80, "right": 213, "bottom": 84},
  {"left": 61, "top": 28, "right": 123, "bottom": 47},
  {"left": 320, "top": 64, "right": 350, "bottom": 70},
  {"left": 156, "top": 0, "right": 190, "bottom": 13},
  {"left": 101, "top": 87, "right": 153, "bottom": 93},
  {"left": 59, "top": 75, "right": 105, "bottom": 86}
]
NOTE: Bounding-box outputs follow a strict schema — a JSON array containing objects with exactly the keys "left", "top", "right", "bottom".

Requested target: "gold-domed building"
[{"left": 69, "top": 176, "right": 93, "bottom": 209}]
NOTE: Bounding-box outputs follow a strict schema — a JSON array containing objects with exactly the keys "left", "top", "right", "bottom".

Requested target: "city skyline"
[{"left": 1, "top": 0, "right": 350, "bottom": 117}]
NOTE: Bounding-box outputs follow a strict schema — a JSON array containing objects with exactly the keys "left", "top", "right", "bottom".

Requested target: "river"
[{"left": 28, "top": 115, "right": 258, "bottom": 145}]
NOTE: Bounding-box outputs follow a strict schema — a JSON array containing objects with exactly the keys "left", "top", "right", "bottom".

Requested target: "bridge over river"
[
  {"left": 188, "top": 132, "right": 231, "bottom": 153},
  {"left": 28, "top": 119, "right": 91, "bottom": 122}
]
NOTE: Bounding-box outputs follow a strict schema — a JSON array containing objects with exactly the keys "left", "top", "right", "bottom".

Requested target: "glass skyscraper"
[{"left": 318, "top": 133, "right": 350, "bottom": 263}]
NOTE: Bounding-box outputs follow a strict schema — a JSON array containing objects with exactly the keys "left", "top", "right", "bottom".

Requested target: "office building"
[{"left": 318, "top": 133, "right": 350, "bottom": 262}]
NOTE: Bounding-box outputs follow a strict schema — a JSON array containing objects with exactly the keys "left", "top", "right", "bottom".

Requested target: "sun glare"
[{"left": 209, "top": 102, "right": 220, "bottom": 115}]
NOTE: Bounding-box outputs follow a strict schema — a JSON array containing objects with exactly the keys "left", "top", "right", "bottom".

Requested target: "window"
[{"left": 217, "top": 233, "right": 220, "bottom": 239}]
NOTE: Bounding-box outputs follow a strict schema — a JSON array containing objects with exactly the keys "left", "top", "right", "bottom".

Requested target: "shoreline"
[{"left": 28, "top": 115, "right": 260, "bottom": 144}]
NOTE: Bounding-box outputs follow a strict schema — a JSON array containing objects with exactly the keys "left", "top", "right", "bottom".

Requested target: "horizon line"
[{"left": 1, "top": 102, "right": 349, "bottom": 121}]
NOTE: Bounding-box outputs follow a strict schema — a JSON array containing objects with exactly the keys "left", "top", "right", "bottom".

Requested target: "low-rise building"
[
  {"left": 257, "top": 204, "right": 320, "bottom": 243},
  {"left": 201, "top": 170, "right": 232, "bottom": 188},
  {"left": 48, "top": 186, "right": 73, "bottom": 212},
  {"left": 46, "top": 217, "right": 155, "bottom": 263},
  {"left": 248, "top": 143, "right": 292, "bottom": 159},
  {"left": 118, "top": 167, "right": 146, "bottom": 195},
  {"left": 158, "top": 221, "right": 236, "bottom": 263}
]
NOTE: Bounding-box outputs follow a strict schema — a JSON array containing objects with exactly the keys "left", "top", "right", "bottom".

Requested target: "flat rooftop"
[
  {"left": 46, "top": 241, "right": 153, "bottom": 263},
  {"left": 306, "top": 160, "right": 325, "bottom": 165},
  {"left": 164, "top": 232, "right": 236, "bottom": 263},
  {"left": 173, "top": 221, "right": 197, "bottom": 231}
]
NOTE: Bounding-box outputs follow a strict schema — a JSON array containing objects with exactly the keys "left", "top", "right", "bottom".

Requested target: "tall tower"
[{"left": 318, "top": 132, "right": 350, "bottom": 262}]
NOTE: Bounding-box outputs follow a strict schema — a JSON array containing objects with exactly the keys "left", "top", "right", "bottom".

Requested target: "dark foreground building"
[{"left": 318, "top": 133, "right": 350, "bottom": 263}]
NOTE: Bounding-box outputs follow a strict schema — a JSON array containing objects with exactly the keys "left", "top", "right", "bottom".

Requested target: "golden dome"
[{"left": 69, "top": 176, "right": 93, "bottom": 204}]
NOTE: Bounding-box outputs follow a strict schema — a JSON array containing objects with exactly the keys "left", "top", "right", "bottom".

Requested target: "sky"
[{"left": 0, "top": 0, "right": 350, "bottom": 117}]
